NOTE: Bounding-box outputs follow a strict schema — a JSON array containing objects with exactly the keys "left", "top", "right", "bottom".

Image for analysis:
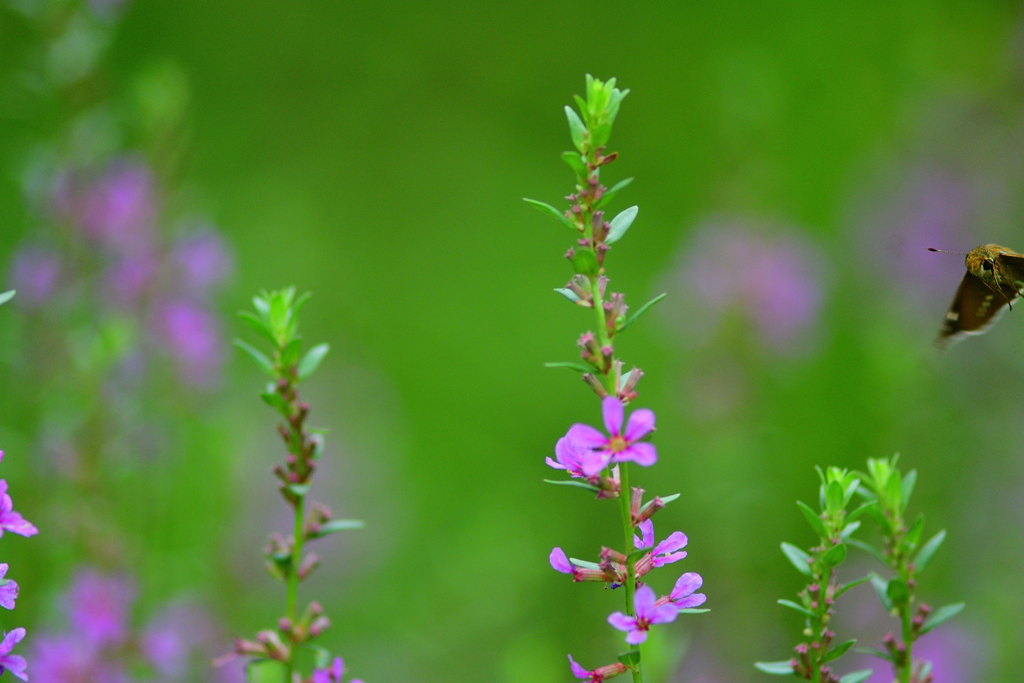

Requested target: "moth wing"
[
  {"left": 997, "top": 251, "right": 1024, "bottom": 287},
  {"left": 936, "top": 272, "right": 1013, "bottom": 349}
]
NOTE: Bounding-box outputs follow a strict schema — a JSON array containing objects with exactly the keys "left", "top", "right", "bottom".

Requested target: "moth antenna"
[{"left": 927, "top": 247, "right": 968, "bottom": 255}]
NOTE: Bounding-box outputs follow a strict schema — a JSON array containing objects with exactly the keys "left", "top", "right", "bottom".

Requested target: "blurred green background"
[{"left": 3, "top": 1, "right": 1024, "bottom": 681}]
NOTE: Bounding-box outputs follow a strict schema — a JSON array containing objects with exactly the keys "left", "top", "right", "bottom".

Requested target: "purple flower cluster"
[
  {"left": 546, "top": 400, "right": 705, "bottom": 677},
  {"left": 0, "top": 451, "right": 38, "bottom": 682},
  {"left": 10, "top": 155, "right": 233, "bottom": 390},
  {"left": 31, "top": 569, "right": 243, "bottom": 683}
]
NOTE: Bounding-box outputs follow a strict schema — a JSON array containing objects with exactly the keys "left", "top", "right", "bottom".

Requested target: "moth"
[{"left": 930, "top": 244, "right": 1024, "bottom": 348}]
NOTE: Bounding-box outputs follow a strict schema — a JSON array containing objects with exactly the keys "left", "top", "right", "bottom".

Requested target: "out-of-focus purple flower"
[
  {"left": 9, "top": 245, "right": 61, "bottom": 309},
  {"left": 103, "top": 252, "right": 158, "bottom": 309},
  {"left": 313, "top": 657, "right": 344, "bottom": 683},
  {"left": 567, "top": 654, "right": 629, "bottom": 682},
  {"left": 30, "top": 635, "right": 103, "bottom": 683},
  {"left": 0, "top": 474, "right": 39, "bottom": 539},
  {"left": 0, "top": 629, "right": 27, "bottom": 682},
  {"left": 57, "top": 159, "right": 155, "bottom": 254},
  {"left": 667, "top": 572, "right": 706, "bottom": 609},
  {"left": 67, "top": 570, "right": 134, "bottom": 646},
  {"left": 172, "top": 229, "right": 233, "bottom": 298},
  {"left": 607, "top": 585, "right": 678, "bottom": 645},
  {"left": 0, "top": 564, "right": 19, "bottom": 610},
  {"left": 565, "top": 396, "right": 656, "bottom": 475},
  {"left": 141, "top": 601, "right": 216, "bottom": 678},
  {"left": 152, "top": 300, "right": 223, "bottom": 388},
  {"left": 661, "top": 218, "right": 825, "bottom": 354},
  {"left": 632, "top": 520, "right": 688, "bottom": 568}
]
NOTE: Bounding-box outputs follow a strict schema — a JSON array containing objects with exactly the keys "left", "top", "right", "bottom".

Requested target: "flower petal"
[
  {"left": 620, "top": 442, "right": 657, "bottom": 467},
  {"left": 649, "top": 602, "right": 680, "bottom": 624},
  {"left": 654, "top": 531, "right": 688, "bottom": 557},
  {"left": 653, "top": 550, "right": 687, "bottom": 567},
  {"left": 635, "top": 520, "right": 654, "bottom": 550},
  {"left": 549, "top": 548, "right": 573, "bottom": 574},
  {"left": 624, "top": 408, "right": 655, "bottom": 442},
  {"left": 545, "top": 457, "right": 566, "bottom": 471},
  {"left": 0, "top": 629, "right": 25, "bottom": 656},
  {"left": 568, "top": 654, "right": 590, "bottom": 679},
  {"left": 567, "top": 424, "right": 607, "bottom": 450},
  {"left": 579, "top": 449, "right": 612, "bottom": 477},
  {"left": 670, "top": 572, "right": 703, "bottom": 599},
  {"left": 332, "top": 656, "right": 344, "bottom": 679},
  {"left": 0, "top": 579, "right": 18, "bottom": 610},
  {"left": 632, "top": 585, "right": 657, "bottom": 616},
  {"left": 625, "top": 628, "right": 648, "bottom": 645},
  {"left": 607, "top": 611, "right": 636, "bottom": 632},
  {"left": 601, "top": 396, "right": 624, "bottom": 435},
  {"left": 0, "top": 654, "right": 27, "bottom": 681},
  {"left": 674, "top": 593, "right": 707, "bottom": 609}
]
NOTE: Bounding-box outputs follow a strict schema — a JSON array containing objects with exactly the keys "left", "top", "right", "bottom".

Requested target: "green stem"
[
  {"left": 286, "top": 493, "right": 305, "bottom": 680},
  {"left": 618, "top": 462, "right": 643, "bottom": 683}
]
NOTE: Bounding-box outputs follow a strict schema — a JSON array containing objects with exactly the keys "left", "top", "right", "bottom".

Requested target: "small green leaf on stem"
[
  {"left": 914, "top": 529, "right": 946, "bottom": 572},
  {"left": 835, "top": 574, "right": 872, "bottom": 598},
  {"left": 565, "top": 105, "right": 587, "bottom": 152},
  {"left": 839, "top": 671, "right": 875, "bottom": 683},
  {"left": 543, "top": 478, "right": 600, "bottom": 493},
  {"left": 900, "top": 469, "right": 917, "bottom": 511},
  {"left": 554, "top": 287, "right": 581, "bottom": 303},
  {"left": 618, "top": 293, "right": 667, "bottom": 333},
  {"left": 919, "top": 602, "right": 965, "bottom": 635},
  {"left": 886, "top": 577, "right": 910, "bottom": 607},
  {"left": 606, "top": 206, "right": 638, "bottom": 244},
  {"left": 561, "top": 151, "right": 587, "bottom": 176},
  {"left": 571, "top": 248, "right": 599, "bottom": 276},
  {"left": 523, "top": 198, "right": 576, "bottom": 230},
  {"left": 298, "top": 343, "right": 329, "bottom": 380},
  {"left": 821, "top": 543, "right": 847, "bottom": 567},
  {"left": 822, "top": 639, "right": 856, "bottom": 662},
  {"left": 871, "top": 575, "right": 893, "bottom": 611},
  {"left": 754, "top": 661, "right": 796, "bottom": 674},
  {"left": 261, "top": 391, "right": 290, "bottom": 417},
  {"left": 310, "top": 519, "right": 365, "bottom": 538},
  {"left": 234, "top": 339, "right": 276, "bottom": 377},
  {"left": 0, "top": 290, "right": 14, "bottom": 306},
  {"left": 596, "top": 177, "right": 634, "bottom": 209},
  {"left": 796, "top": 500, "right": 828, "bottom": 538},
  {"left": 780, "top": 542, "right": 812, "bottom": 576},
  {"left": 543, "top": 361, "right": 595, "bottom": 373},
  {"left": 776, "top": 599, "right": 816, "bottom": 618},
  {"left": 846, "top": 538, "right": 886, "bottom": 563},
  {"left": 238, "top": 311, "right": 277, "bottom": 344}
]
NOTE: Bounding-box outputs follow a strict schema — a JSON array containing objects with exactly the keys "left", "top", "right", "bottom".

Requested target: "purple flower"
[
  {"left": 566, "top": 396, "right": 656, "bottom": 475},
  {"left": 667, "top": 572, "right": 706, "bottom": 609},
  {"left": 546, "top": 437, "right": 606, "bottom": 479},
  {"left": 549, "top": 547, "right": 573, "bottom": 574},
  {"left": 608, "top": 585, "right": 678, "bottom": 645},
  {"left": 141, "top": 601, "right": 216, "bottom": 678},
  {"left": 29, "top": 635, "right": 104, "bottom": 683},
  {"left": 103, "top": 252, "right": 158, "bottom": 309},
  {"left": 632, "top": 520, "right": 688, "bottom": 568},
  {"left": 152, "top": 300, "right": 223, "bottom": 388},
  {"left": 8, "top": 245, "right": 61, "bottom": 309},
  {"left": 568, "top": 654, "right": 628, "bottom": 682},
  {"left": 172, "top": 229, "right": 233, "bottom": 298},
  {"left": 0, "top": 628, "right": 27, "bottom": 682},
  {"left": 0, "top": 564, "right": 19, "bottom": 610},
  {"left": 67, "top": 570, "right": 134, "bottom": 646},
  {"left": 313, "top": 657, "right": 344, "bottom": 683},
  {"left": 0, "top": 474, "right": 38, "bottom": 539},
  {"left": 79, "top": 159, "right": 155, "bottom": 253}
]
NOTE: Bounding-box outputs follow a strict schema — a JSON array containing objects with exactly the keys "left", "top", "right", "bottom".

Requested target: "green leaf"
[
  {"left": 234, "top": 339, "right": 276, "bottom": 377},
  {"left": 846, "top": 500, "right": 877, "bottom": 524},
  {"left": 573, "top": 94, "right": 589, "bottom": 126},
  {"left": 657, "top": 493, "right": 681, "bottom": 505},
  {"left": 522, "top": 198, "right": 576, "bottom": 230},
  {"left": 261, "top": 391, "right": 290, "bottom": 417},
  {"left": 543, "top": 361, "right": 595, "bottom": 373},
  {"left": 0, "top": 290, "right": 14, "bottom": 306},
  {"left": 569, "top": 557, "right": 600, "bottom": 570},
  {"left": 561, "top": 150, "right": 587, "bottom": 176},
  {"left": 281, "top": 337, "right": 303, "bottom": 367},
  {"left": 846, "top": 538, "right": 886, "bottom": 563},
  {"left": 839, "top": 671, "right": 875, "bottom": 683},
  {"left": 565, "top": 105, "right": 587, "bottom": 152},
  {"left": 252, "top": 294, "right": 271, "bottom": 320},
  {"left": 298, "top": 343, "right": 330, "bottom": 380},
  {"left": 677, "top": 608, "right": 710, "bottom": 614},
  {"left": 920, "top": 602, "right": 965, "bottom": 635},
  {"left": 596, "top": 177, "right": 634, "bottom": 208},
  {"left": 886, "top": 577, "right": 910, "bottom": 607},
  {"left": 914, "top": 529, "right": 946, "bottom": 572},
  {"left": 617, "top": 650, "right": 640, "bottom": 668},
  {"left": 822, "top": 639, "right": 856, "bottom": 662},
  {"left": 840, "top": 520, "right": 860, "bottom": 539},
  {"left": 571, "top": 248, "right": 599, "bottom": 276},
  {"left": 826, "top": 480, "right": 844, "bottom": 517},
  {"left": 780, "top": 542, "right": 812, "bottom": 576},
  {"left": 843, "top": 477, "right": 861, "bottom": 507},
  {"left": 854, "top": 647, "right": 893, "bottom": 662},
  {"left": 618, "top": 293, "right": 667, "bottom": 333},
  {"left": 821, "top": 543, "right": 847, "bottom": 568},
  {"left": 247, "top": 659, "right": 287, "bottom": 683},
  {"left": 835, "top": 574, "right": 872, "bottom": 599},
  {"left": 554, "top": 287, "right": 581, "bottom": 303},
  {"left": 753, "top": 661, "right": 796, "bottom": 674},
  {"left": 900, "top": 469, "right": 917, "bottom": 511},
  {"left": 885, "top": 470, "right": 902, "bottom": 512},
  {"left": 543, "top": 478, "right": 600, "bottom": 493},
  {"left": 605, "top": 206, "right": 638, "bottom": 244},
  {"left": 871, "top": 575, "right": 893, "bottom": 611},
  {"left": 796, "top": 500, "right": 828, "bottom": 538},
  {"left": 287, "top": 483, "right": 311, "bottom": 496},
  {"left": 591, "top": 122, "right": 612, "bottom": 149},
  {"left": 905, "top": 513, "right": 925, "bottom": 551},
  {"left": 310, "top": 519, "right": 365, "bottom": 538},
  {"left": 777, "top": 599, "right": 815, "bottom": 618},
  {"left": 238, "top": 310, "right": 277, "bottom": 345}
]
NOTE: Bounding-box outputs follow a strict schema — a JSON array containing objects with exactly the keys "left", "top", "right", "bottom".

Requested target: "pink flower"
[
  {"left": 632, "top": 520, "right": 688, "bottom": 568},
  {"left": 667, "top": 572, "right": 706, "bottom": 609},
  {"left": 566, "top": 397, "right": 656, "bottom": 476},
  {"left": 608, "top": 586, "right": 678, "bottom": 645},
  {"left": 313, "top": 657, "right": 344, "bottom": 683},
  {"left": 67, "top": 571, "right": 134, "bottom": 646},
  {"left": 546, "top": 437, "right": 606, "bottom": 479},
  {"left": 0, "top": 468, "right": 38, "bottom": 538},
  {"left": 568, "top": 654, "right": 629, "bottom": 682},
  {"left": 0, "top": 628, "right": 27, "bottom": 682},
  {"left": 0, "top": 564, "right": 19, "bottom": 610}
]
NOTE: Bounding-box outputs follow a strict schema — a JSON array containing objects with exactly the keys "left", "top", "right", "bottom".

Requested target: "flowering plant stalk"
[
  {"left": 0, "top": 290, "right": 39, "bottom": 682},
  {"left": 754, "top": 466, "right": 874, "bottom": 683},
  {"left": 225, "top": 288, "right": 365, "bottom": 683},
  {"left": 849, "top": 456, "right": 963, "bottom": 683},
  {"left": 526, "top": 76, "right": 707, "bottom": 683}
]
